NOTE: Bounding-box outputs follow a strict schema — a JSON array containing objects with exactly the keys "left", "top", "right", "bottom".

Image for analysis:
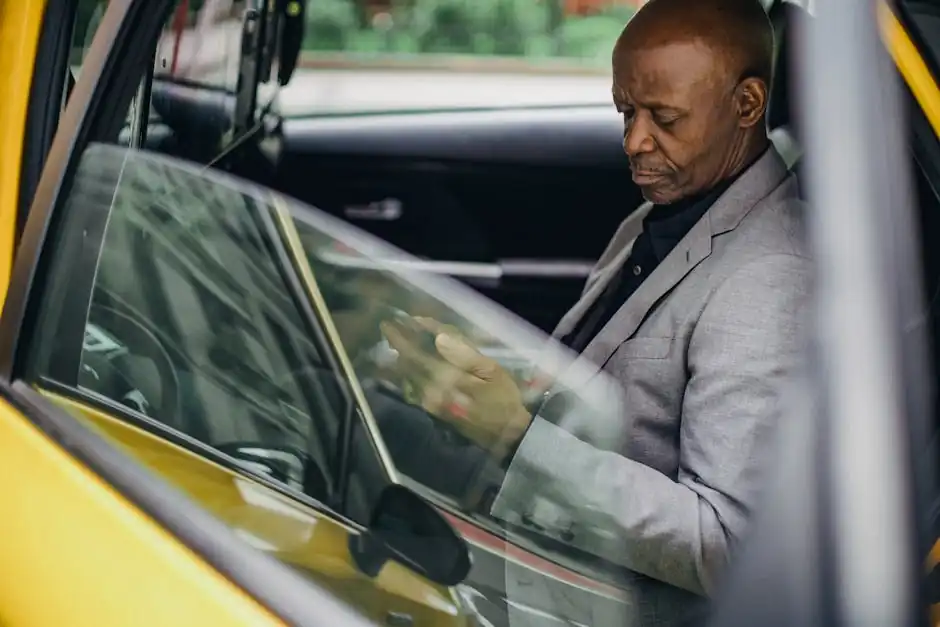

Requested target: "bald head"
[
  {"left": 618, "top": 0, "right": 774, "bottom": 88},
  {"left": 611, "top": 0, "right": 775, "bottom": 204}
]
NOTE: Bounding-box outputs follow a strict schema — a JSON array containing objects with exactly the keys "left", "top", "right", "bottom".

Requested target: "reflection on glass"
[
  {"left": 292, "top": 208, "right": 629, "bottom": 551},
  {"left": 69, "top": 148, "right": 350, "bottom": 507}
]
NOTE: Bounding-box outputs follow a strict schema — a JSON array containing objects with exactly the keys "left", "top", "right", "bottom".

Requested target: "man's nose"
[{"left": 623, "top": 114, "right": 656, "bottom": 157}]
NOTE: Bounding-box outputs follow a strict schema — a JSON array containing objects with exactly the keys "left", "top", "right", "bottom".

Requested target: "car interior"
[{"left": 125, "top": 1, "right": 807, "bottom": 338}]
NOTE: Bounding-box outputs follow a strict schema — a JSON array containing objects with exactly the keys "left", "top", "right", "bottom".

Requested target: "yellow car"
[{"left": 2, "top": 0, "right": 940, "bottom": 626}]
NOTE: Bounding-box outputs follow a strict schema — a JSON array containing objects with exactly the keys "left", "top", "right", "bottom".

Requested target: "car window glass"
[
  {"left": 154, "top": 0, "right": 246, "bottom": 91},
  {"left": 28, "top": 143, "right": 354, "bottom": 506},
  {"left": 291, "top": 210, "right": 640, "bottom": 574}
]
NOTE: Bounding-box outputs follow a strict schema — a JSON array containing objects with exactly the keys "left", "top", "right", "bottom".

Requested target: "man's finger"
[
  {"left": 435, "top": 333, "right": 501, "bottom": 382},
  {"left": 381, "top": 321, "right": 437, "bottom": 372},
  {"left": 413, "top": 317, "right": 462, "bottom": 338}
]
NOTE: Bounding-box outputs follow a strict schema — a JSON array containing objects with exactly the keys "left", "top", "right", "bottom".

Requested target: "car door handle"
[{"left": 343, "top": 197, "right": 403, "bottom": 221}]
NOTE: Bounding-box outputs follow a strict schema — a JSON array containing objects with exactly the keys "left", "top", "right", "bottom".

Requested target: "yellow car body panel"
[
  {"left": 0, "top": 0, "right": 47, "bottom": 310},
  {"left": 880, "top": 2, "right": 940, "bottom": 139},
  {"left": 41, "top": 390, "right": 466, "bottom": 627},
  {"left": 0, "top": 394, "right": 286, "bottom": 626}
]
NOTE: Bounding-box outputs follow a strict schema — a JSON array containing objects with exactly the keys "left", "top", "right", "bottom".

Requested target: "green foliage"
[
  {"left": 557, "top": 13, "right": 627, "bottom": 60},
  {"left": 303, "top": 0, "right": 360, "bottom": 51},
  {"left": 302, "top": 0, "right": 636, "bottom": 62}
]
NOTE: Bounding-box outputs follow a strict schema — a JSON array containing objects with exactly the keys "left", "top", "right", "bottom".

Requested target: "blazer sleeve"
[{"left": 490, "top": 253, "right": 812, "bottom": 596}]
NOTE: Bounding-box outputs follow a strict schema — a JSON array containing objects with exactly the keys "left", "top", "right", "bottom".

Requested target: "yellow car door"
[
  {"left": 0, "top": 1, "right": 473, "bottom": 625},
  {"left": 0, "top": 0, "right": 48, "bottom": 306},
  {"left": 0, "top": 2, "right": 293, "bottom": 624}
]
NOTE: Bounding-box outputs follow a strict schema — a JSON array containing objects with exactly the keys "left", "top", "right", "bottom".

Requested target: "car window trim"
[
  {"left": 18, "top": 0, "right": 78, "bottom": 250},
  {"left": 0, "top": 1, "right": 376, "bottom": 623},
  {"left": 273, "top": 198, "right": 403, "bottom": 489},
  {"left": 258, "top": 195, "right": 372, "bottom": 509}
]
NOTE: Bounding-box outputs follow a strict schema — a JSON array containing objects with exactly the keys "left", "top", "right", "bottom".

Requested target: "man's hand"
[{"left": 381, "top": 317, "right": 532, "bottom": 460}]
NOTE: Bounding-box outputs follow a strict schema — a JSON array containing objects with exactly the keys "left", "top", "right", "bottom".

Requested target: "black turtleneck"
[{"left": 562, "top": 173, "right": 740, "bottom": 353}]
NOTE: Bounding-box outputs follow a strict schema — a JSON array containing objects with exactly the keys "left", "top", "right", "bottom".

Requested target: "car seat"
[{"left": 767, "top": 0, "right": 810, "bottom": 185}]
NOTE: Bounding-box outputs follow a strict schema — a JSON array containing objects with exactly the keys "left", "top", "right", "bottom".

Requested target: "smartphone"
[{"left": 382, "top": 309, "right": 439, "bottom": 355}]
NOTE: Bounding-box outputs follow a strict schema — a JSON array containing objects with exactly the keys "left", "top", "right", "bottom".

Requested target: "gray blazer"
[{"left": 490, "top": 147, "right": 812, "bottom": 624}]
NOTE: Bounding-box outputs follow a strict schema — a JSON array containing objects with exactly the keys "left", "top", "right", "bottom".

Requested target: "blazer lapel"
[
  {"left": 579, "top": 148, "right": 790, "bottom": 369},
  {"left": 552, "top": 203, "right": 654, "bottom": 340},
  {"left": 579, "top": 217, "right": 712, "bottom": 367}
]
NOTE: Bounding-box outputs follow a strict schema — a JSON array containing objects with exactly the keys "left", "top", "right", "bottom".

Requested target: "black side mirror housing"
[{"left": 350, "top": 484, "right": 472, "bottom": 586}]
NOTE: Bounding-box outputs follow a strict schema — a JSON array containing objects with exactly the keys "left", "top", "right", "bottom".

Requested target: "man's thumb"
[{"left": 435, "top": 333, "right": 493, "bottom": 378}]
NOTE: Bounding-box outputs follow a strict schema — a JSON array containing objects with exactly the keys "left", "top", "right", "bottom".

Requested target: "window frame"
[{"left": 18, "top": 0, "right": 80, "bottom": 250}]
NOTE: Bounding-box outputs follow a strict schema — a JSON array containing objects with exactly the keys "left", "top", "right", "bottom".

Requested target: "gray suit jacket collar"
[{"left": 559, "top": 147, "right": 790, "bottom": 369}]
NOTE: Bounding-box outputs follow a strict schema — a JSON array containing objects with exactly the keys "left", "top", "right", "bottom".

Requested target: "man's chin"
[{"left": 639, "top": 185, "right": 681, "bottom": 205}]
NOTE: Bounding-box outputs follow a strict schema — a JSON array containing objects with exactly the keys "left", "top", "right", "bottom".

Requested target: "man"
[{"left": 384, "top": 0, "right": 809, "bottom": 621}]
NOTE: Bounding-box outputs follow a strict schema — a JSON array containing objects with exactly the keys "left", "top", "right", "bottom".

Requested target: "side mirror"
[{"left": 349, "top": 484, "right": 472, "bottom": 586}]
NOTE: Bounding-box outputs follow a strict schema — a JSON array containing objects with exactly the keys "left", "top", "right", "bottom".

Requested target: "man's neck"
[
  {"left": 736, "top": 136, "right": 771, "bottom": 176},
  {"left": 660, "top": 140, "right": 771, "bottom": 212}
]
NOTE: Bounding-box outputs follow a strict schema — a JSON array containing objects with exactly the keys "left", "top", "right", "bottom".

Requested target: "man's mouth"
[{"left": 631, "top": 169, "right": 667, "bottom": 185}]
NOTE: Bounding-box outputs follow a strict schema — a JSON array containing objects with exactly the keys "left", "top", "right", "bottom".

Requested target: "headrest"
[{"left": 766, "top": 1, "right": 812, "bottom": 135}]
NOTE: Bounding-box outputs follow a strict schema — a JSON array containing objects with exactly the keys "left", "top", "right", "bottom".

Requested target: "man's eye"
[{"left": 656, "top": 116, "right": 679, "bottom": 128}]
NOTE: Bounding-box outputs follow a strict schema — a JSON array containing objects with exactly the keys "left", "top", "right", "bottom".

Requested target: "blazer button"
[{"left": 632, "top": 264, "right": 642, "bottom": 276}]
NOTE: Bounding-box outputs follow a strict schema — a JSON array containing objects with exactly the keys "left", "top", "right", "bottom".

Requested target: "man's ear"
[{"left": 736, "top": 77, "right": 768, "bottom": 128}]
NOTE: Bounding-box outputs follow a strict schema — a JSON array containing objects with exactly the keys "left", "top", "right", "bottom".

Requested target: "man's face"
[{"left": 613, "top": 39, "right": 742, "bottom": 204}]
